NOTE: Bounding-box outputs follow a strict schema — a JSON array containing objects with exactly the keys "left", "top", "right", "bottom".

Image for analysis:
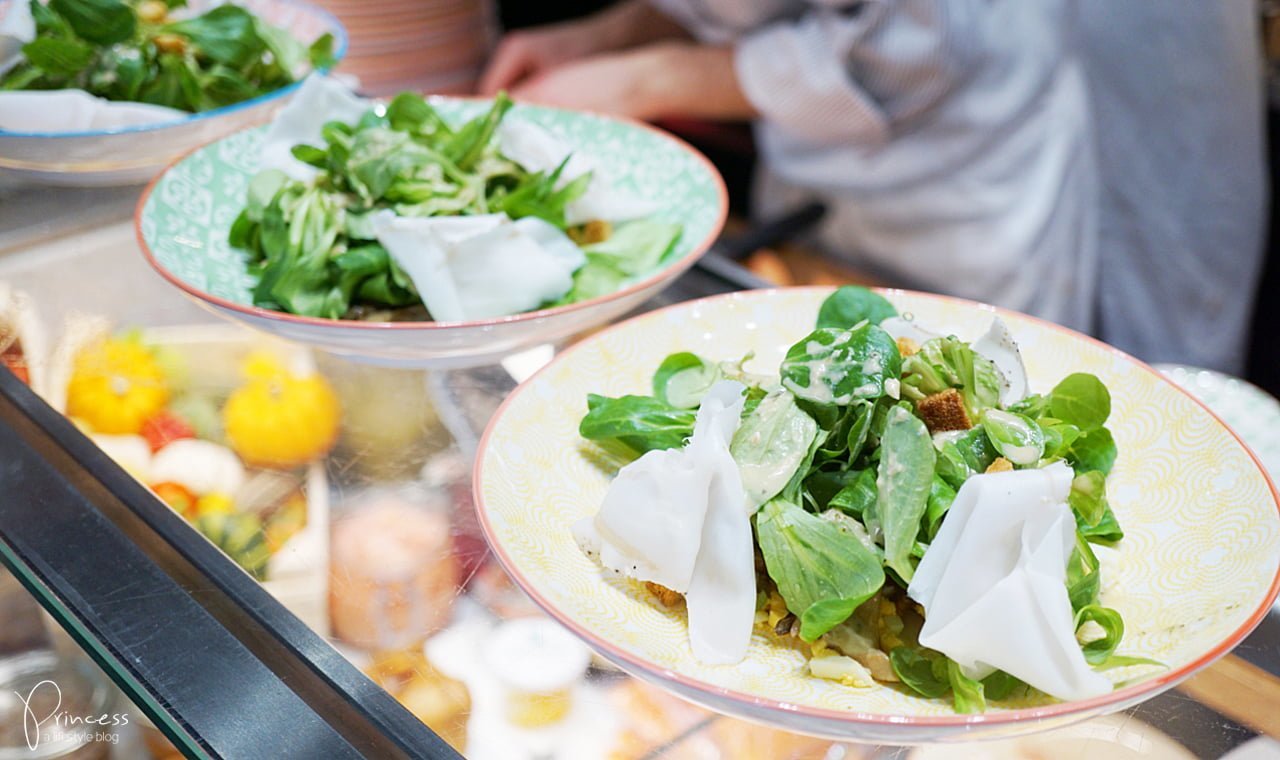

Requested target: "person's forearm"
[
  {"left": 594, "top": 0, "right": 692, "bottom": 51},
  {"left": 638, "top": 44, "right": 758, "bottom": 121}
]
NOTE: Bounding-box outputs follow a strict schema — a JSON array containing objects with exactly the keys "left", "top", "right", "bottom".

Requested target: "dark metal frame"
[{"left": 0, "top": 367, "right": 460, "bottom": 759}]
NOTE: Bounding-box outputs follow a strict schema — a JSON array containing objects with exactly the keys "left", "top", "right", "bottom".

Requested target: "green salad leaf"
[
  {"left": 20, "top": 37, "right": 95, "bottom": 76},
  {"left": 1068, "top": 427, "right": 1118, "bottom": 475},
  {"left": 934, "top": 427, "right": 998, "bottom": 490},
  {"left": 901, "top": 336, "right": 1002, "bottom": 421},
  {"left": 164, "top": 5, "right": 262, "bottom": 68},
  {"left": 1068, "top": 470, "right": 1109, "bottom": 528},
  {"left": 227, "top": 89, "right": 682, "bottom": 319},
  {"left": 756, "top": 498, "right": 885, "bottom": 641},
  {"left": 922, "top": 476, "right": 957, "bottom": 542},
  {"left": 584, "top": 220, "right": 681, "bottom": 277},
  {"left": 829, "top": 468, "right": 878, "bottom": 518},
  {"left": 730, "top": 390, "right": 818, "bottom": 509},
  {"left": 816, "top": 286, "right": 897, "bottom": 330},
  {"left": 4, "top": 0, "right": 329, "bottom": 112},
  {"left": 1066, "top": 530, "right": 1101, "bottom": 611},
  {"left": 980, "top": 409, "right": 1045, "bottom": 466},
  {"left": 1049, "top": 373, "right": 1112, "bottom": 431},
  {"left": 579, "top": 394, "right": 696, "bottom": 456},
  {"left": 50, "top": 0, "right": 135, "bottom": 46},
  {"left": 875, "top": 405, "right": 936, "bottom": 582},
  {"left": 781, "top": 325, "right": 901, "bottom": 406},
  {"left": 890, "top": 648, "right": 951, "bottom": 698},
  {"left": 652, "top": 352, "right": 722, "bottom": 409},
  {"left": 1075, "top": 605, "right": 1125, "bottom": 665},
  {"left": 947, "top": 660, "right": 987, "bottom": 713}
]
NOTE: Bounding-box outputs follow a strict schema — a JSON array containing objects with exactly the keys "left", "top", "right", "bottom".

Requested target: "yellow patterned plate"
[{"left": 473, "top": 287, "right": 1280, "bottom": 744}]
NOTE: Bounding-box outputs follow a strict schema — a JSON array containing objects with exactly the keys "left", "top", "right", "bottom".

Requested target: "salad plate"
[
  {"left": 473, "top": 287, "right": 1280, "bottom": 744},
  {"left": 135, "top": 94, "right": 727, "bottom": 367},
  {"left": 0, "top": 0, "right": 346, "bottom": 186}
]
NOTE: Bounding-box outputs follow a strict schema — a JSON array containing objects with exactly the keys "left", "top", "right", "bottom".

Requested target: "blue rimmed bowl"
[{"left": 0, "top": 0, "right": 346, "bottom": 187}]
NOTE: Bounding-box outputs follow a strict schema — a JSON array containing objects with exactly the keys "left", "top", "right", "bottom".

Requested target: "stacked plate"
[{"left": 317, "top": 0, "right": 497, "bottom": 96}]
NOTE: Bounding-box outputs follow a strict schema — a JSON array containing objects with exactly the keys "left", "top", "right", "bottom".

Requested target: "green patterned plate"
[{"left": 135, "top": 100, "right": 727, "bottom": 367}]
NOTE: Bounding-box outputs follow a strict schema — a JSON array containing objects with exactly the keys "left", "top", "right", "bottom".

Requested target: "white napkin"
[
  {"left": 0, "top": 0, "right": 33, "bottom": 76},
  {"left": 497, "top": 120, "right": 659, "bottom": 226},
  {"left": 573, "top": 380, "right": 757, "bottom": 665},
  {"left": 908, "top": 462, "right": 1113, "bottom": 701},
  {"left": 371, "top": 211, "right": 583, "bottom": 323},
  {"left": 0, "top": 89, "right": 186, "bottom": 132},
  {"left": 258, "top": 73, "right": 368, "bottom": 181}
]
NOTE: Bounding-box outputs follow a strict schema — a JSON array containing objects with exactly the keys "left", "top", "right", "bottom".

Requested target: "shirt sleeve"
[{"left": 732, "top": 0, "right": 980, "bottom": 147}]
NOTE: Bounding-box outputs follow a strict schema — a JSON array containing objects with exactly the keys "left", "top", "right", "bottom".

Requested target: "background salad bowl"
[
  {"left": 135, "top": 99, "right": 728, "bottom": 368},
  {"left": 0, "top": 0, "right": 346, "bottom": 187},
  {"left": 472, "top": 286, "right": 1280, "bottom": 744}
]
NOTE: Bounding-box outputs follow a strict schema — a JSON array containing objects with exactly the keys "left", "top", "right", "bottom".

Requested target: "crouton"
[
  {"left": 568, "top": 220, "right": 612, "bottom": 246},
  {"left": 645, "top": 581, "right": 684, "bottom": 608},
  {"left": 985, "top": 457, "right": 1014, "bottom": 473},
  {"left": 896, "top": 337, "right": 919, "bottom": 357},
  {"left": 916, "top": 388, "right": 971, "bottom": 433}
]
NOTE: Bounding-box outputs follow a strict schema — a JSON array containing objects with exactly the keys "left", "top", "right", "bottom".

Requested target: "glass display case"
[{"left": 1, "top": 180, "right": 1279, "bottom": 760}]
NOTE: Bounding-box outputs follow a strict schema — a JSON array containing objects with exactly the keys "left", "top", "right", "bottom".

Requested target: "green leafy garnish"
[
  {"left": 2, "top": 0, "right": 333, "bottom": 112},
  {"left": 729, "top": 390, "right": 818, "bottom": 509},
  {"left": 756, "top": 498, "right": 885, "bottom": 641},
  {"left": 873, "top": 406, "right": 935, "bottom": 582},
  {"left": 781, "top": 324, "right": 901, "bottom": 406},
  {"left": 815, "top": 285, "right": 897, "bottom": 330},
  {"left": 576, "top": 295, "right": 1135, "bottom": 715},
  {"left": 225, "top": 89, "right": 682, "bottom": 319},
  {"left": 579, "top": 394, "right": 696, "bottom": 456},
  {"left": 652, "top": 352, "right": 721, "bottom": 409},
  {"left": 900, "top": 336, "right": 1002, "bottom": 421}
]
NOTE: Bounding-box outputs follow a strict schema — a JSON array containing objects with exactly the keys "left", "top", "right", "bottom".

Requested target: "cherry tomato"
[{"left": 141, "top": 411, "right": 196, "bottom": 453}]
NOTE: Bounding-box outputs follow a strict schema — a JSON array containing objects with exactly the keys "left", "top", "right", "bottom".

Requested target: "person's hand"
[
  {"left": 509, "top": 44, "right": 757, "bottom": 122},
  {"left": 506, "top": 47, "right": 666, "bottom": 119},
  {"left": 478, "top": 0, "right": 692, "bottom": 95},
  {"left": 478, "top": 20, "right": 612, "bottom": 96}
]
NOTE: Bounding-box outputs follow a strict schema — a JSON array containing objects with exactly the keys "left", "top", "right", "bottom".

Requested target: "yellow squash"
[
  {"left": 223, "top": 353, "right": 340, "bottom": 468},
  {"left": 66, "top": 337, "right": 169, "bottom": 435}
]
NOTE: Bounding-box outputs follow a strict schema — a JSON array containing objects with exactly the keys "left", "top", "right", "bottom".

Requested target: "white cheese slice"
[
  {"left": 0, "top": 91, "right": 185, "bottom": 132},
  {"left": 259, "top": 74, "right": 369, "bottom": 181},
  {"left": 972, "top": 317, "right": 1029, "bottom": 405},
  {"left": 371, "top": 212, "right": 583, "bottom": 322},
  {"left": 908, "top": 462, "right": 1112, "bottom": 701},
  {"left": 579, "top": 381, "right": 756, "bottom": 664},
  {"left": 498, "top": 120, "right": 659, "bottom": 225},
  {"left": 880, "top": 316, "right": 939, "bottom": 347},
  {"left": 0, "top": 0, "right": 34, "bottom": 75}
]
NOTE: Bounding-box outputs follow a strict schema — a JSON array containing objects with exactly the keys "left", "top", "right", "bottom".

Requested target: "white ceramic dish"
[
  {"left": 474, "top": 287, "right": 1280, "bottom": 744},
  {"left": 0, "top": 0, "right": 346, "bottom": 187}
]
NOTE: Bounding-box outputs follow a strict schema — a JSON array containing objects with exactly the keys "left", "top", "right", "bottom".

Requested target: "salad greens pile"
[
  {"left": 580, "top": 286, "right": 1144, "bottom": 713},
  {"left": 0, "top": 0, "right": 335, "bottom": 113},
  {"left": 229, "top": 91, "right": 682, "bottom": 320}
]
